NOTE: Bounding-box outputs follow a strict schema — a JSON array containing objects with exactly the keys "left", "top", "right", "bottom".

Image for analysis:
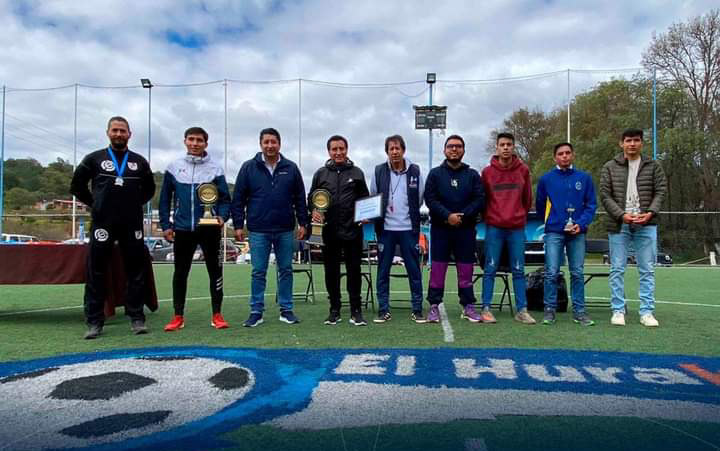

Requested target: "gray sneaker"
[
  {"left": 543, "top": 309, "right": 556, "bottom": 325},
  {"left": 573, "top": 311, "right": 595, "bottom": 326},
  {"left": 84, "top": 324, "right": 103, "bottom": 339},
  {"left": 131, "top": 319, "right": 148, "bottom": 335},
  {"left": 514, "top": 309, "right": 537, "bottom": 325}
]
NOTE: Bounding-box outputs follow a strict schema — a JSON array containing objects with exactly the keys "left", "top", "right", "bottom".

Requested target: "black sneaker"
[
  {"left": 543, "top": 309, "right": 556, "bottom": 325},
  {"left": 573, "top": 311, "right": 595, "bottom": 326},
  {"left": 324, "top": 310, "right": 342, "bottom": 325},
  {"left": 279, "top": 310, "right": 300, "bottom": 324},
  {"left": 373, "top": 311, "right": 392, "bottom": 323},
  {"left": 131, "top": 319, "right": 148, "bottom": 335},
  {"left": 349, "top": 311, "right": 367, "bottom": 326},
  {"left": 411, "top": 311, "right": 427, "bottom": 324},
  {"left": 84, "top": 324, "right": 103, "bottom": 340}
]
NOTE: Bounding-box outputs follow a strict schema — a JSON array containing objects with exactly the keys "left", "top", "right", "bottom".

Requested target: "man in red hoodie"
[{"left": 480, "top": 132, "right": 536, "bottom": 324}]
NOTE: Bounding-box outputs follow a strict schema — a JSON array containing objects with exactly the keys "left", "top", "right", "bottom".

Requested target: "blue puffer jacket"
[
  {"left": 159, "top": 153, "right": 231, "bottom": 232},
  {"left": 231, "top": 152, "right": 308, "bottom": 233},
  {"left": 535, "top": 166, "right": 597, "bottom": 234}
]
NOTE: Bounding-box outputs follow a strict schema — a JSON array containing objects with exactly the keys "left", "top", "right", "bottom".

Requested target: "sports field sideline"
[
  {"left": 1, "top": 263, "right": 718, "bottom": 361},
  {"left": 1, "top": 263, "right": 719, "bottom": 451}
]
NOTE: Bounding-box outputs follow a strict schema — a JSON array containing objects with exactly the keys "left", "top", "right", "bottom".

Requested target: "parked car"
[
  {"left": 602, "top": 248, "right": 673, "bottom": 266},
  {"left": 145, "top": 237, "right": 174, "bottom": 262}
]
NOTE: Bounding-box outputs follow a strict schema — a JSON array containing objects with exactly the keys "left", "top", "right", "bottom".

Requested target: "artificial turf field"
[{"left": 0, "top": 263, "right": 719, "bottom": 451}]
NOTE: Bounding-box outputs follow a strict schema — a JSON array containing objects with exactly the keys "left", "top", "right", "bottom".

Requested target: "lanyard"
[{"left": 107, "top": 147, "right": 129, "bottom": 178}]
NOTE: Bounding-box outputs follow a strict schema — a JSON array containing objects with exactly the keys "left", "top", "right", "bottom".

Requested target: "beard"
[{"left": 110, "top": 137, "right": 128, "bottom": 150}]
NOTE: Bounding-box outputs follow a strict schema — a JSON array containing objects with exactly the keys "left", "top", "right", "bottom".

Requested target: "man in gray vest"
[{"left": 370, "top": 135, "right": 425, "bottom": 323}]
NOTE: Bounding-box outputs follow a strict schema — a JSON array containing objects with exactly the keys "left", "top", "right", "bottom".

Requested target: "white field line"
[
  {"left": 437, "top": 302, "right": 455, "bottom": 343},
  {"left": 1, "top": 290, "right": 718, "bottom": 317}
]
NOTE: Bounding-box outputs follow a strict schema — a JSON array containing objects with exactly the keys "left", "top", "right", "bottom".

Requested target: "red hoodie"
[{"left": 481, "top": 155, "right": 532, "bottom": 228}]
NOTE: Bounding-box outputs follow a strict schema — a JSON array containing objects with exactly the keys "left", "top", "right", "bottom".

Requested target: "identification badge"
[{"left": 115, "top": 177, "right": 124, "bottom": 186}]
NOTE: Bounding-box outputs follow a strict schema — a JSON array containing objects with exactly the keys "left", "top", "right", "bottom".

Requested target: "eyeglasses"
[{"left": 446, "top": 144, "right": 463, "bottom": 150}]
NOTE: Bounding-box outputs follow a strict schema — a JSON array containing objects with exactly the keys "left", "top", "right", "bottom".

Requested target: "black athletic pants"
[
  {"left": 84, "top": 223, "right": 147, "bottom": 326},
  {"left": 321, "top": 233, "right": 363, "bottom": 313},
  {"left": 172, "top": 228, "right": 223, "bottom": 315}
]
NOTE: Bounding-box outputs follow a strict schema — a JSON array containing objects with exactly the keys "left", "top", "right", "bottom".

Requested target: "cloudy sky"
[{"left": 0, "top": 0, "right": 715, "bottom": 185}]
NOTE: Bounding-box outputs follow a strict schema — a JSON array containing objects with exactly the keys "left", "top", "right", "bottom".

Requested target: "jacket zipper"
[{"left": 190, "top": 162, "right": 196, "bottom": 231}]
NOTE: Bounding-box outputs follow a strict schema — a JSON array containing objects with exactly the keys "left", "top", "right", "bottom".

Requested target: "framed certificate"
[{"left": 354, "top": 195, "right": 383, "bottom": 222}]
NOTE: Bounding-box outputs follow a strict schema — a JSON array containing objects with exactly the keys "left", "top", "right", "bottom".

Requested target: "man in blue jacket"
[
  {"left": 535, "top": 142, "right": 597, "bottom": 326},
  {"left": 424, "top": 135, "right": 485, "bottom": 323},
  {"left": 231, "top": 128, "right": 309, "bottom": 327},
  {"left": 159, "top": 127, "right": 231, "bottom": 332}
]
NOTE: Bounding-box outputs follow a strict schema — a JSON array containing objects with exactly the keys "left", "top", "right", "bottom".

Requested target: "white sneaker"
[
  {"left": 640, "top": 313, "right": 659, "bottom": 327},
  {"left": 611, "top": 312, "right": 626, "bottom": 326}
]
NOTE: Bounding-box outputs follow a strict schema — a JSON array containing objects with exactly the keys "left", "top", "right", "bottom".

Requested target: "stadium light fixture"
[{"left": 141, "top": 78, "right": 153, "bottom": 235}]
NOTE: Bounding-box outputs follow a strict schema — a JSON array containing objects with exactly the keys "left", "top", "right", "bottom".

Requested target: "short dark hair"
[
  {"left": 107, "top": 116, "right": 130, "bottom": 130},
  {"left": 184, "top": 127, "right": 208, "bottom": 141},
  {"left": 496, "top": 132, "right": 515, "bottom": 144},
  {"left": 384, "top": 134, "right": 406, "bottom": 153},
  {"left": 621, "top": 128, "right": 644, "bottom": 140},
  {"left": 444, "top": 135, "right": 465, "bottom": 148},
  {"left": 553, "top": 142, "right": 574, "bottom": 155},
  {"left": 326, "top": 135, "right": 348, "bottom": 150},
  {"left": 259, "top": 127, "right": 281, "bottom": 144}
]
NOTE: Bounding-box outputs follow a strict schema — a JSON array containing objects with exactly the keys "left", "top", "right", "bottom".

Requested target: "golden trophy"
[
  {"left": 197, "top": 183, "right": 221, "bottom": 226},
  {"left": 309, "top": 189, "right": 331, "bottom": 245}
]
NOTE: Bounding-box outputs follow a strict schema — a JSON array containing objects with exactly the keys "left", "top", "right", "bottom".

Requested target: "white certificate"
[{"left": 354, "top": 195, "right": 383, "bottom": 222}]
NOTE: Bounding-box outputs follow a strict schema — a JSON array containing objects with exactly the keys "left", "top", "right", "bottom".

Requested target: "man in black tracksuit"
[
  {"left": 423, "top": 134, "right": 485, "bottom": 323},
  {"left": 308, "top": 135, "right": 370, "bottom": 326},
  {"left": 70, "top": 116, "right": 156, "bottom": 339}
]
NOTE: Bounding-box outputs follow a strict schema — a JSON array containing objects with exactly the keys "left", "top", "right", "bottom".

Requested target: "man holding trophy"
[
  {"left": 159, "top": 127, "right": 232, "bottom": 331},
  {"left": 600, "top": 129, "right": 667, "bottom": 327},
  {"left": 535, "top": 142, "right": 597, "bottom": 326},
  {"left": 308, "top": 135, "right": 370, "bottom": 326}
]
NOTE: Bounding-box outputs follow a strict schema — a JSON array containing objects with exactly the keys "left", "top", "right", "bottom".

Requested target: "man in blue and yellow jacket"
[
  {"left": 159, "top": 127, "right": 231, "bottom": 332},
  {"left": 535, "top": 142, "right": 597, "bottom": 326}
]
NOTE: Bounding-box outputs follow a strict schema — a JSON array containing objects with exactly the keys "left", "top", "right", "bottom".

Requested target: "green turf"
[
  {"left": 1, "top": 264, "right": 718, "bottom": 361},
  {"left": 223, "top": 416, "right": 720, "bottom": 451}
]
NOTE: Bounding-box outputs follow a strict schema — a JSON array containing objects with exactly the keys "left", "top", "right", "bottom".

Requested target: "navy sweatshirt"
[
  {"left": 231, "top": 152, "right": 309, "bottom": 233},
  {"left": 424, "top": 160, "right": 485, "bottom": 228},
  {"left": 535, "top": 166, "right": 597, "bottom": 234}
]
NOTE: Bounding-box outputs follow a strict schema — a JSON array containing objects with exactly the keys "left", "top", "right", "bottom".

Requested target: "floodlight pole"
[
  {"left": 426, "top": 73, "right": 436, "bottom": 267},
  {"left": 141, "top": 79, "right": 153, "bottom": 236},
  {"left": 72, "top": 83, "right": 78, "bottom": 239},
  {"left": 567, "top": 68, "right": 571, "bottom": 142},
  {"left": 0, "top": 85, "right": 5, "bottom": 237},
  {"left": 652, "top": 68, "right": 657, "bottom": 160}
]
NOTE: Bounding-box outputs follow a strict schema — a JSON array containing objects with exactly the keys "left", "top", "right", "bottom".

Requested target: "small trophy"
[
  {"left": 309, "top": 189, "right": 331, "bottom": 245},
  {"left": 197, "top": 183, "right": 221, "bottom": 226},
  {"left": 564, "top": 204, "right": 576, "bottom": 232}
]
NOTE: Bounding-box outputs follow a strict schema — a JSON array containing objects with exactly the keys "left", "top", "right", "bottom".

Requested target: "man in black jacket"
[
  {"left": 70, "top": 116, "right": 156, "bottom": 339},
  {"left": 424, "top": 135, "right": 485, "bottom": 323},
  {"left": 308, "top": 135, "right": 370, "bottom": 326}
]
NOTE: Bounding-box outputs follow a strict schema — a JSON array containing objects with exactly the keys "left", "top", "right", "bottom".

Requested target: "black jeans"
[
  {"left": 84, "top": 223, "right": 146, "bottom": 326},
  {"left": 321, "top": 233, "right": 363, "bottom": 313},
  {"left": 172, "top": 228, "right": 223, "bottom": 315}
]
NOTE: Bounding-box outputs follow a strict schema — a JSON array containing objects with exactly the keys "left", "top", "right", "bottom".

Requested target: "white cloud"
[{"left": 0, "top": 0, "right": 716, "bottom": 186}]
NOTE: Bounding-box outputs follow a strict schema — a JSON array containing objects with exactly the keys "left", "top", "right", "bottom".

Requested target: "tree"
[
  {"left": 5, "top": 187, "right": 38, "bottom": 210},
  {"left": 642, "top": 9, "right": 720, "bottom": 132}
]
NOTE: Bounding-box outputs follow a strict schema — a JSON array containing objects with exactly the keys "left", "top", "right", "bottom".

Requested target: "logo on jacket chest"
[
  {"left": 408, "top": 176, "right": 418, "bottom": 189},
  {"left": 451, "top": 178, "right": 459, "bottom": 188},
  {"left": 100, "top": 160, "right": 115, "bottom": 172},
  {"left": 575, "top": 181, "right": 582, "bottom": 190},
  {"left": 127, "top": 162, "right": 138, "bottom": 171}
]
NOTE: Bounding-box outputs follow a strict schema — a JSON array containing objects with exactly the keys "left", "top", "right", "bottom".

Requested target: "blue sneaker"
[
  {"left": 243, "top": 313, "right": 264, "bottom": 327},
  {"left": 279, "top": 310, "right": 300, "bottom": 324}
]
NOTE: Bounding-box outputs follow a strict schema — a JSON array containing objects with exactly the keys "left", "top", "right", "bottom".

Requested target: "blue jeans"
[
  {"left": 608, "top": 224, "right": 657, "bottom": 315},
  {"left": 543, "top": 232, "right": 586, "bottom": 313},
  {"left": 482, "top": 225, "right": 528, "bottom": 310},
  {"left": 376, "top": 230, "right": 423, "bottom": 313},
  {"left": 248, "top": 231, "right": 294, "bottom": 314}
]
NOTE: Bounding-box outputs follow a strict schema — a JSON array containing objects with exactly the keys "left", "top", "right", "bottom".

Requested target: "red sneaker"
[
  {"left": 164, "top": 315, "right": 184, "bottom": 331},
  {"left": 211, "top": 313, "right": 229, "bottom": 329}
]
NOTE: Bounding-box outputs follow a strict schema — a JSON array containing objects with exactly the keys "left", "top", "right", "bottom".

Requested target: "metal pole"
[
  {"left": 567, "top": 68, "right": 571, "bottom": 142},
  {"left": 652, "top": 69, "right": 657, "bottom": 160},
  {"left": 298, "top": 78, "right": 302, "bottom": 169},
  {"left": 0, "top": 85, "right": 5, "bottom": 237},
  {"left": 72, "top": 84, "right": 77, "bottom": 239},
  {"left": 428, "top": 83, "right": 433, "bottom": 172},
  {"left": 146, "top": 85, "right": 152, "bottom": 236},
  {"left": 223, "top": 79, "right": 228, "bottom": 264}
]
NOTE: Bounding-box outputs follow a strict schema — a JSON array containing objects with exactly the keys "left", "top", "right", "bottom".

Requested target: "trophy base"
[
  {"left": 198, "top": 217, "right": 221, "bottom": 226},
  {"left": 307, "top": 234, "right": 324, "bottom": 246}
]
